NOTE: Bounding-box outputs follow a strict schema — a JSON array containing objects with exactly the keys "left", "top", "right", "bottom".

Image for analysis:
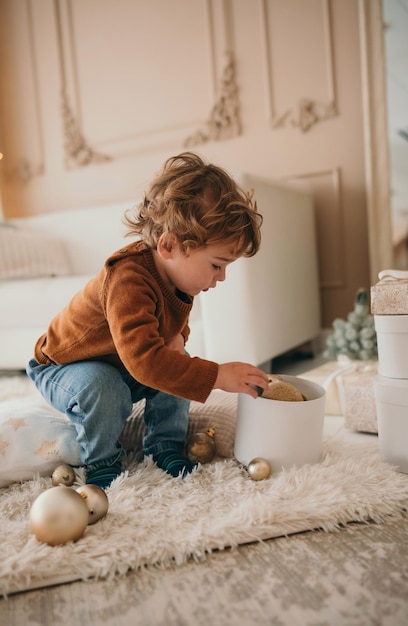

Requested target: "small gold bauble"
[
  {"left": 29, "top": 486, "right": 89, "bottom": 545},
  {"left": 247, "top": 457, "right": 271, "bottom": 481},
  {"left": 51, "top": 464, "right": 76, "bottom": 487},
  {"left": 186, "top": 425, "right": 217, "bottom": 463},
  {"left": 76, "top": 484, "right": 109, "bottom": 524}
]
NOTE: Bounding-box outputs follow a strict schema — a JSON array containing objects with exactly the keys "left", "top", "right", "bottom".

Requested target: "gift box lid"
[{"left": 370, "top": 269, "right": 408, "bottom": 315}]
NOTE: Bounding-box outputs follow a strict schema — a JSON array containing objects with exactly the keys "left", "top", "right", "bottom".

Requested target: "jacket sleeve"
[{"left": 102, "top": 260, "right": 218, "bottom": 403}]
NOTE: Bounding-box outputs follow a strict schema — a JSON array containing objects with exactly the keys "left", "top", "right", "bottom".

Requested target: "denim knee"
[
  {"left": 72, "top": 363, "right": 133, "bottom": 418},
  {"left": 27, "top": 359, "right": 133, "bottom": 467}
]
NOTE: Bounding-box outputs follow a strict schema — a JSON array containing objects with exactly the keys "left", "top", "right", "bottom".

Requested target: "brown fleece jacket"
[{"left": 34, "top": 241, "right": 218, "bottom": 403}]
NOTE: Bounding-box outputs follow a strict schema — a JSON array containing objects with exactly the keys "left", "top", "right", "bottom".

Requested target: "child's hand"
[
  {"left": 214, "top": 362, "right": 269, "bottom": 398},
  {"left": 165, "top": 333, "right": 185, "bottom": 354}
]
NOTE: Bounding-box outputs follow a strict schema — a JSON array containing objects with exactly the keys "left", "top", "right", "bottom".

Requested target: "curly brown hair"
[{"left": 124, "top": 152, "right": 262, "bottom": 257}]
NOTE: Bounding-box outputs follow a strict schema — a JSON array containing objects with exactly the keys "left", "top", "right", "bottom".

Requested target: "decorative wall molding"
[
  {"left": 3, "top": 0, "right": 45, "bottom": 183},
  {"left": 60, "top": 88, "right": 111, "bottom": 168},
  {"left": 53, "top": 0, "right": 234, "bottom": 164},
  {"left": 8, "top": 158, "right": 44, "bottom": 184},
  {"left": 272, "top": 98, "right": 337, "bottom": 133},
  {"left": 260, "top": 0, "right": 338, "bottom": 132},
  {"left": 55, "top": 0, "right": 111, "bottom": 169},
  {"left": 184, "top": 51, "right": 242, "bottom": 147}
]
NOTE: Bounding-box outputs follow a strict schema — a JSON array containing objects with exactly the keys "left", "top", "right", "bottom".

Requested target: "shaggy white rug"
[{"left": 1, "top": 431, "right": 407, "bottom": 597}]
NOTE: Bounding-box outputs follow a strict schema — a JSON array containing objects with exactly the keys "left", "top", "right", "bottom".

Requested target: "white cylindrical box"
[
  {"left": 373, "top": 374, "right": 408, "bottom": 474},
  {"left": 374, "top": 314, "right": 408, "bottom": 379},
  {"left": 234, "top": 375, "right": 326, "bottom": 473}
]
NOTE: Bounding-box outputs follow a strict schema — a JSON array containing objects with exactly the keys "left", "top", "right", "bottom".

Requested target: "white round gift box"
[
  {"left": 373, "top": 374, "right": 408, "bottom": 474},
  {"left": 234, "top": 375, "right": 326, "bottom": 473},
  {"left": 374, "top": 314, "right": 408, "bottom": 379}
]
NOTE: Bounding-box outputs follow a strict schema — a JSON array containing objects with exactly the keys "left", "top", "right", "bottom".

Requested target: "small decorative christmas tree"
[{"left": 324, "top": 288, "right": 378, "bottom": 361}]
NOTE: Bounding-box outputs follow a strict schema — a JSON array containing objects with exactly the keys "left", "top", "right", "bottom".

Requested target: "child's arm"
[
  {"left": 214, "top": 362, "right": 269, "bottom": 399},
  {"left": 165, "top": 334, "right": 268, "bottom": 398},
  {"left": 165, "top": 333, "right": 185, "bottom": 354}
]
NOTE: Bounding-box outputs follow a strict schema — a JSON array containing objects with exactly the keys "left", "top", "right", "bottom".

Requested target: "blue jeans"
[{"left": 26, "top": 359, "right": 190, "bottom": 471}]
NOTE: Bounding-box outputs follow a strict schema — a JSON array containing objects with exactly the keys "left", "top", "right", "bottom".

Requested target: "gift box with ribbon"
[
  {"left": 371, "top": 269, "right": 408, "bottom": 315},
  {"left": 337, "top": 360, "right": 378, "bottom": 433},
  {"left": 371, "top": 269, "right": 408, "bottom": 379},
  {"left": 301, "top": 361, "right": 343, "bottom": 415},
  {"left": 302, "top": 356, "right": 378, "bottom": 432}
]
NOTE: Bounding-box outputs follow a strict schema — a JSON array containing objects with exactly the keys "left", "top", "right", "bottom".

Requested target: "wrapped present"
[
  {"left": 301, "top": 361, "right": 343, "bottom": 415},
  {"left": 301, "top": 357, "right": 378, "bottom": 432},
  {"left": 337, "top": 360, "right": 378, "bottom": 433},
  {"left": 371, "top": 269, "right": 408, "bottom": 315}
]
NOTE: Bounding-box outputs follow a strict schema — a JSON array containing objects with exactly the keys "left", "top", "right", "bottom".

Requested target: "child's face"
[{"left": 157, "top": 237, "right": 238, "bottom": 297}]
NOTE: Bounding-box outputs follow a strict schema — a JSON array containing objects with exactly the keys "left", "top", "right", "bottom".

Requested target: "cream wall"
[{"left": 0, "top": 0, "right": 392, "bottom": 327}]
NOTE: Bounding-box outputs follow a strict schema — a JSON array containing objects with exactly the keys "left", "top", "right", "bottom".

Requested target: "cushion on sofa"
[
  {"left": 10, "top": 201, "right": 133, "bottom": 275},
  {"left": 0, "top": 223, "right": 72, "bottom": 279},
  {"left": 0, "top": 275, "right": 93, "bottom": 328}
]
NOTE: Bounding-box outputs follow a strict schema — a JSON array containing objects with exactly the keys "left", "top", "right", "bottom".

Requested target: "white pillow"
[
  {"left": 0, "top": 224, "right": 72, "bottom": 279},
  {"left": 0, "top": 390, "right": 237, "bottom": 487},
  {"left": 0, "top": 397, "right": 81, "bottom": 488}
]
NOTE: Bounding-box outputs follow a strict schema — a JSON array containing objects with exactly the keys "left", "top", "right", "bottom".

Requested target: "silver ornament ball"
[{"left": 247, "top": 457, "right": 271, "bottom": 481}]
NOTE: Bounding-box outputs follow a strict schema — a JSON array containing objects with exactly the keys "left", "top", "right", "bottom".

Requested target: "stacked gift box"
[
  {"left": 371, "top": 269, "right": 408, "bottom": 473},
  {"left": 301, "top": 358, "right": 378, "bottom": 433}
]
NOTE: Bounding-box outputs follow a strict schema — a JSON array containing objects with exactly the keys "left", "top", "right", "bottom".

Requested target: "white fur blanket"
[{"left": 1, "top": 434, "right": 407, "bottom": 596}]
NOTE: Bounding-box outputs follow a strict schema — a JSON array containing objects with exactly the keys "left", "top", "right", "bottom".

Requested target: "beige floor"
[{"left": 1, "top": 516, "right": 408, "bottom": 626}]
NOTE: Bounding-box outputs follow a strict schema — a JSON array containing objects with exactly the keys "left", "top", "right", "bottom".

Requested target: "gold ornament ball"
[
  {"left": 76, "top": 484, "right": 109, "bottom": 525},
  {"left": 187, "top": 425, "right": 217, "bottom": 464},
  {"left": 51, "top": 463, "right": 76, "bottom": 487},
  {"left": 247, "top": 457, "right": 271, "bottom": 481},
  {"left": 29, "top": 486, "right": 89, "bottom": 545}
]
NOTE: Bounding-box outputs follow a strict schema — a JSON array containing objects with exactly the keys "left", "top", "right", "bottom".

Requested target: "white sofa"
[{"left": 0, "top": 175, "right": 321, "bottom": 371}]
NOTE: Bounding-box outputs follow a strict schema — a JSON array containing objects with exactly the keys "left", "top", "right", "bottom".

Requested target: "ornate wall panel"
[
  {"left": 55, "top": 0, "right": 233, "bottom": 167},
  {"left": 0, "top": 0, "right": 45, "bottom": 183},
  {"left": 260, "top": 0, "right": 337, "bottom": 132}
]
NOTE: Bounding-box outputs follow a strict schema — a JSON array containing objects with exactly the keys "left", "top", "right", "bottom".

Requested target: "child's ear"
[{"left": 157, "top": 233, "right": 178, "bottom": 259}]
